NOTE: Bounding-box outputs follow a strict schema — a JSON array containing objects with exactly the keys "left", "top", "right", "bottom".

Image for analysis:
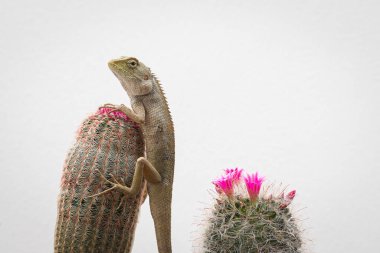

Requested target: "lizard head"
[{"left": 108, "top": 56, "right": 153, "bottom": 96}]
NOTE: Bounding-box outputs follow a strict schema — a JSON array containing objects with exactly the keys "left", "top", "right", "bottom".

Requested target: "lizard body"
[{"left": 106, "top": 57, "right": 175, "bottom": 253}]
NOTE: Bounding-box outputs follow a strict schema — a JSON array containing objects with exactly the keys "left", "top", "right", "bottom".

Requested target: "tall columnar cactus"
[
  {"left": 202, "top": 169, "right": 302, "bottom": 253},
  {"left": 54, "top": 106, "right": 145, "bottom": 253}
]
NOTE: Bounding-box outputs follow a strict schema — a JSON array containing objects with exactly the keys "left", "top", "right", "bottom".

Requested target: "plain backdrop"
[{"left": 1, "top": 0, "right": 379, "bottom": 252}]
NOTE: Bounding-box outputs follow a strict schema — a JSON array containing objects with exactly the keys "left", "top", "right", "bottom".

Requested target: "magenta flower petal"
[
  {"left": 212, "top": 173, "right": 234, "bottom": 197},
  {"left": 279, "top": 190, "right": 296, "bottom": 209},
  {"left": 244, "top": 172, "right": 265, "bottom": 202},
  {"left": 224, "top": 167, "right": 244, "bottom": 184},
  {"left": 286, "top": 190, "right": 296, "bottom": 200}
]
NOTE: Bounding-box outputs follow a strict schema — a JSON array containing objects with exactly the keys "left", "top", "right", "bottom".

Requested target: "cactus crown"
[{"left": 203, "top": 169, "right": 302, "bottom": 253}]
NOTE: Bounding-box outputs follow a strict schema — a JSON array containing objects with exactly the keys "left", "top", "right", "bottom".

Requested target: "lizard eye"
[{"left": 127, "top": 59, "right": 138, "bottom": 68}]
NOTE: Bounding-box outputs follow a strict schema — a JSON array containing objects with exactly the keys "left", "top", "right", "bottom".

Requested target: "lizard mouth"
[
  {"left": 108, "top": 61, "right": 122, "bottom": 74},
  {"left": 108, "top": 61, "right": 140, "bottom": 80}
]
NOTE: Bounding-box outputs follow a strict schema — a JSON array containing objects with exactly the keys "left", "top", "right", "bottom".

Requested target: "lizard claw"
[
  {"left": 87, "top": 169, "right": 131, "bottom": 198},
  {"left": 116, "top": 104, "right": 133, "bottom": 114},
  {"left": 116, "top": 104, "right": 144, "bottom": 124},
  {"left": 100, "top": 103, "right": 117, "bottom": 109},
  {"left": 99, "top": 104, "right": 144, "bottom": 124}
]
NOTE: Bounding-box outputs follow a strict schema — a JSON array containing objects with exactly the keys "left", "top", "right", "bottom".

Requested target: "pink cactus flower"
[
  {"left": 279, "top": 190, "right": 296, "bottom": 209},
  {"left": 286, "top": 190, "right": 296, "bottom": 200},
  {"left": 244, "top": 172, "right": 265, "bottom": 202},
  {"left": 212, "top": 173, "right": 234, "bottom": 197},
  {"left": 213, "top": 184, "right": 223, "bottom": 194},
  {"left": 224, "top": 167, "right": 243, "bottom": 183}
]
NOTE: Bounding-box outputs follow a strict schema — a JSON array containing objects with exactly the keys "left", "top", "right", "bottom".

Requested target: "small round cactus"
[{"left": 202, "top": 169, "right": 302, "bottom": 253}]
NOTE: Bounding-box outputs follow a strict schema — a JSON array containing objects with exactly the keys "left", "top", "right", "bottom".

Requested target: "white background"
[{"left": 1, "top": 0, "right": 379, "bottom": 252}]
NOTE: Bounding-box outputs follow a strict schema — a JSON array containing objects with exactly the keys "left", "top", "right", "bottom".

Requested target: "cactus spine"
[
  {"left": 54, "top": 106, "right": 145, "bottom": 253},
  {"left": 202, "top": 169, "right": 302, "bottom": 253}
]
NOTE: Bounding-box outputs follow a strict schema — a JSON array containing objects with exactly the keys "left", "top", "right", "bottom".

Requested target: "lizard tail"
[{"left": 148, "top": 183, "right": 173, "bottom": 253}]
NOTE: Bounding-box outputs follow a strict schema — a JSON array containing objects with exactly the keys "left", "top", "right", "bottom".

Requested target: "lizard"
[{"left": 96, "top": 56, "right": 175, "bottom": 253}]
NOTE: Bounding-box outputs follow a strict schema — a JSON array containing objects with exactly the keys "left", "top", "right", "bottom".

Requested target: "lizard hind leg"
[{"left": 88, "top": 157, "right": 161, "bottom": 198}]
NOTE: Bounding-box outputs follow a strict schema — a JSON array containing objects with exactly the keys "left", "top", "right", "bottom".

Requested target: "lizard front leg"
[
  {"left": 101, "top": 101, "right": 145, "bottom": 124},
  {"left": 88, "top": 157, "right": 161, "bottom": 198}
]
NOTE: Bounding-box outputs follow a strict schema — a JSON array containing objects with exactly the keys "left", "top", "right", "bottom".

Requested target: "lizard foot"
[
  {"left": 100, "top": 103, "right": 117, "bottom": 109},
  {"left": 87, "top": 169, "right": 133, "bottom": 198},
  {"left": 100, "top": 104, "right": 143, "bottom": 124},
  {"left": 87, "top": 157, "right": 160, "bottom": 199},
  {"left": 116, "top": 104, "right": 143, "bottom": 123}
]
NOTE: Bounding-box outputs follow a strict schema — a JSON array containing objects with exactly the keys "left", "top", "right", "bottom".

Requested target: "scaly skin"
[{"left": 105, "top": 57, "right": 175, "bottom": 253}]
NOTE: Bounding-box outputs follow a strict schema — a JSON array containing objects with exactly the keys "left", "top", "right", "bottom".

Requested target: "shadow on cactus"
[{"left": 202, "top": 168, "right": 302, "bottom": 253}]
